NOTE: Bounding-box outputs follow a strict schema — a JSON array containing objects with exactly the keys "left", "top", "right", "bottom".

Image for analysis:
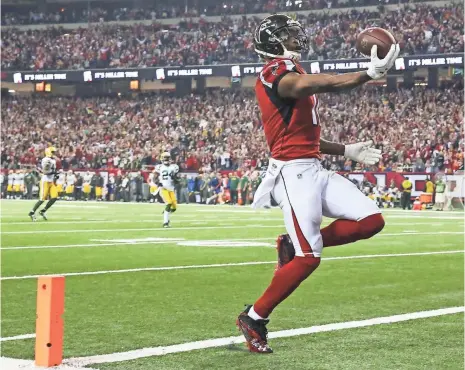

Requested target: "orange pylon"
[{"left": 35, "top": 276, "right": 65, "bottom": 367}]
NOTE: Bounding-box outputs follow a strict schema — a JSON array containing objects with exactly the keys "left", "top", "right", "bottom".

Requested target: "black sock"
[
  {"left": 42, "top": 198, "right": 57, "bottom": 212},
  {"left": 31, "top": 200, "right": 44, "bottom": 213}
]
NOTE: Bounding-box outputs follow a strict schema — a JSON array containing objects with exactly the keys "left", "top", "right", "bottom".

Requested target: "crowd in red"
[
  {"left": 2, "top": 4, "right": 463, "bottom": 71},
  {"left": 2, "top": 84, "right": 463, "bottom": 174},
  {"left": 1, "top": 0, "right": 439, "bottom": 26}
]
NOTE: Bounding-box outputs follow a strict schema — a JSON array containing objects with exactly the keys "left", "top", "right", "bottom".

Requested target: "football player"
[
  {"left": 148, "top": 170, "right": 160, "bottom": 203},
  {"left": 65, "top": 170, "right": 76, "bottom": 201},
  {"left": 155, "top": 152, "right": 180, "bottom": 227},
  {"left": 13, "top": 169, "right": 25, "bottom": 199},
  {"left": 55, "top": 170, "right": 66, "bottom": 199},
  {"left": 83, "top": 171, "right": 92, "bottom": 201},
  {"left": 6, "top": 170, "right": 14, "bottom": 199},
  {"left": 236, "top": 14, "right": 399, "bottom": 353},
  {"left": 28, "top": 147, "right": 59, "bottom": 221}
]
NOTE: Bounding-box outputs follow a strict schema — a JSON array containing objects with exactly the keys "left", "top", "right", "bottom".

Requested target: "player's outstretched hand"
[
  {"left": 344, "top": 140, "right": 382, "bottom": 165},
  {"left": 366, "top": 44, "right": 400, "bottom": 80}
]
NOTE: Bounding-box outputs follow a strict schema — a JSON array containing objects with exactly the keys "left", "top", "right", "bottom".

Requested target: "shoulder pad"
[{"left": 259, "top": 59, "right": 297, "bottom": 89}]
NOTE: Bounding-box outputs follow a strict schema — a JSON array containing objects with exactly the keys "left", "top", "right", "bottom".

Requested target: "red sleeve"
[{"left": 258, "top": 59, "right": 299, "bottom": 93}]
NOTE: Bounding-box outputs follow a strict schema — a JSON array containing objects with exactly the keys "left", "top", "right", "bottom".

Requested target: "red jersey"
[{"left": 255, "top": 58, "right": 321, "bottom": 161}]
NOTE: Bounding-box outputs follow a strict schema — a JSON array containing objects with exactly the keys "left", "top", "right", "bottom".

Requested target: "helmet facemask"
[{"left": 255, "top": 19, "right": 308, "bottom": 62}]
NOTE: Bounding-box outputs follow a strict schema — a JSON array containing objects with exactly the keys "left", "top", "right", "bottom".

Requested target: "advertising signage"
[{"left": 4, "top": 53, "right": 463, "bottom": 84}]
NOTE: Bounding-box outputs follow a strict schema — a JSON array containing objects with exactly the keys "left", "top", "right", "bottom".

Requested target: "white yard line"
[
  {"left": 0, "top": 333, "right": 35, "bottom": 342},
  {"left": 1, "top": 231, "right": 463, "bottom": 251},
  {"left": 62, "top": 306, "right": 463, "bottom": 366},
  {"left": 4, "top": 306, "right": 462, "bottom": 368},
  {"left": 2, "top": 250, "right": 462, "bottom": 281}
]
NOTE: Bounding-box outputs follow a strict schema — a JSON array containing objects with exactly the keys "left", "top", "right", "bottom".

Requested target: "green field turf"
[{"left": 1, "top": 200, "right": 463, "bottom": 369}]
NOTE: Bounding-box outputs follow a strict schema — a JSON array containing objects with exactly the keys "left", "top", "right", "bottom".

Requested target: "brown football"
[{"left": 356, "top": 28, "right": 396, "bottom": 59}]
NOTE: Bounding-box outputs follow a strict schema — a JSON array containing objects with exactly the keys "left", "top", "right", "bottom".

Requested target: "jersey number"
[{"left": 162, "top": 170, "right": 176, "bottom": 180}]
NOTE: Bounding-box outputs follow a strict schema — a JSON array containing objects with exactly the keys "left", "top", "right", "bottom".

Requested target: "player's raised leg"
[
  {"left": 275, "top": 172, "right": 384, "bottom": 268},
  {"left": 320, "top": 173, "right": 385, "bottom": 247},
  {"left": 29, "top": 180, "right": 47, "bottom": 221}
]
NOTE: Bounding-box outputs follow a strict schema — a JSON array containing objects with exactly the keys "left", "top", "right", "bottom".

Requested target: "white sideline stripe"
[
  {"left": 0, "top": 333, "right": 35, "bottom": 342},
  {"left": 1, "top": 231, "right": 463, "bottom": 251},
  {"left": 65, "top": 306, "right": 464, "bottom": 366},
  {"left": 2, "top": 250, "right": 462, "bottom": 281}
]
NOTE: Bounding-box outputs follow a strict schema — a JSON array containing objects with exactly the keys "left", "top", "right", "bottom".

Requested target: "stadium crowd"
[
  {"left": 2, "top": 4, "right": 463, "bottom": 71},
  {"left": 2, "top": 84, "right": 463, "bottom": 175},
  {"left": 0, "top": 0, "right": 441, "bottom": 26}
]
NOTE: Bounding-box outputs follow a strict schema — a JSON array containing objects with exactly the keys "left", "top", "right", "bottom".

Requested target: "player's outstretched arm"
[
  {"left": 320, "top": 139, "right": 382, "bottom": 165},
  {"left": 278, "top": 70, "right": 371, "bottom": 97},
  {"left": 278, "top": 44, "right": 400, "bottom": 98},
  {"left": 320, "top": 139, "right": 345, "bottom": 156}
]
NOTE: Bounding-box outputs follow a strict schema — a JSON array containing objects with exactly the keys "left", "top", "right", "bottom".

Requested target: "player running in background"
[
  {"left": 155, "top": 152, "right": 180, "bottom": 227},
  {"left": 28, "top": 147, "right": 59, "bottom": 221},
  {"left": 236, "top": 14, "right": 400, "bottom": 353}
]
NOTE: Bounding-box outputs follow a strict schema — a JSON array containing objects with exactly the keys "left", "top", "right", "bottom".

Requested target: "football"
[{"left": 356, "top": 28, "right": 396, "bottom": 59}]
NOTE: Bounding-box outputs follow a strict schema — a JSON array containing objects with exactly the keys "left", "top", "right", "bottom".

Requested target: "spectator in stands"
[
  {"left": 1, "top": 4, "right": 463, "bottom": 70},
  {"left": 1, "top": 84, "right": 463, "bottom": 176}
]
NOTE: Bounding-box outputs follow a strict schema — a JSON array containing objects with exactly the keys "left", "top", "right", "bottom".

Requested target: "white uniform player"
[
  {"left": 13, "top": 170, "right": 24, "bottom": 198},
  {"left": 56, "top": 172, "right": 66, "bottom": 196},
  {"left": 7, "top": 171, "right": 14, "bottom": 198},
  {"left": 29, "top": 147, "right": 59, "bottom": 221},
  {"left": 83, "top": 172, "right": 93, "bottom": 199},
  {"left": 65, "top": 171, "right": 76, "bottom": 199},
  {"left": 155, "top": 153, "right": 179, "bottom": 227}
]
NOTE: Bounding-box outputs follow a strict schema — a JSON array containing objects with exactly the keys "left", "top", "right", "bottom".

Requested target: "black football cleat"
[
  {"left": 275, "top": 234, "right": 295, "bottom": 273},
  {"left": 236, "top": 305, "right": 273, "bottom": 354},
  {"left": 28, "top": 211, "right": 37, "bottom": 222},
  {"left": 39, "top": 210, "right": 48, "bottom": 221},
  {"left": 163, "top": 222, "right": 170, "bottom": 228}
]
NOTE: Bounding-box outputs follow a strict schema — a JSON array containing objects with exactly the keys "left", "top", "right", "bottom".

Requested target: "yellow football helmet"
[
  {"left": 45, "top": 146, "right": 57, "bottom": 158},
  {"left": 161, "top": 152, "right": 171, "bottom": 165}
]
